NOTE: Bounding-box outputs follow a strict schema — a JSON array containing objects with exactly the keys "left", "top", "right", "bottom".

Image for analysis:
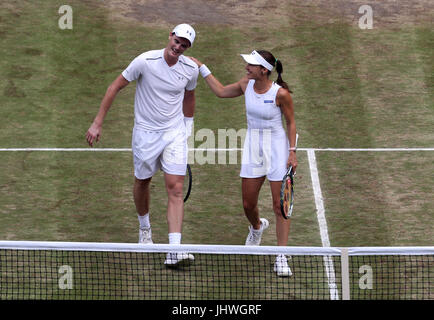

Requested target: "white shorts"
[
  {"left": 132, "top": 124, "right": 188, "bottom": 180},
  {"left": 240, "top": 128, "right": 289, "bottom": 181}
]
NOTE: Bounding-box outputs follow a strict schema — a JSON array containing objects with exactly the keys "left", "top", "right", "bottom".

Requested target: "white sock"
[
  {"left": 168, "top": 232, "right": 182, "bottom": 245},
  {"left": 138, "top": 213, "right": 150, "bottom": 229}
]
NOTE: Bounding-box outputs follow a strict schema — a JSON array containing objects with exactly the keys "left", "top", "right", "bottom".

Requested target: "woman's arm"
[
  {"left": 189, "top": 56, "right": 246, "bottom": 98},
  {"left": 277, "top": 88, "right": 298, "bottom": 170}
]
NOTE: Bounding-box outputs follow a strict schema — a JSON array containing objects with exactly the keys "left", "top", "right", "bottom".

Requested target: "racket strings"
[{"left": 283, "top": 180, "right": 292, "bottom": 210}]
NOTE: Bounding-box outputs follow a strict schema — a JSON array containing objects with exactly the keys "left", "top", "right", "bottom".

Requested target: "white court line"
[
  {"left": 307, "top": 149, "right": 339, "bottom": 300},
  {"left": 1, "top": 147, "right": 433, "bottom": 152},
  {"left": 307, "top": 150, "right": 331, "bottom": 247},
  {"left": 0, "top": 148, "right": 133, "bottom": 152},
  {"left": 310, "top": 148, "right": 434, "bottom": 152}
]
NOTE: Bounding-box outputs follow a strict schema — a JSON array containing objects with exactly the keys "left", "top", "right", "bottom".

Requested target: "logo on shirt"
[{"left": 264, "top": 100, "right": 273, "bottom": 104}]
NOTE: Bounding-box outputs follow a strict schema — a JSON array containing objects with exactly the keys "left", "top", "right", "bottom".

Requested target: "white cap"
[
  {"left": 172, "top": 24, "right": 196, "bottom": 47},
  {"left": 240, "top": 50, "right": 274, "bottom": 71}
]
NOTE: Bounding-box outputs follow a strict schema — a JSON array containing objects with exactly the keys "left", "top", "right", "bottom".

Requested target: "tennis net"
[{"left": 0, "top": 241, "right": 432, "bottom": 300}]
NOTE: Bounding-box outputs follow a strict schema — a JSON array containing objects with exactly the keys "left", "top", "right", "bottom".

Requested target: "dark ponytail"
[
  {"left": 257, "top": 50, "right": 292, "bottom": 93},
  {"left": 275, "top": 59, "right": 292, "bottom": 93}
]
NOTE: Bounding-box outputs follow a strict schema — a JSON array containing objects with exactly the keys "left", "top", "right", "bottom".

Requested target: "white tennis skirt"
[{"left": 240, "top": 128, "right": 289, "bottom": 181}]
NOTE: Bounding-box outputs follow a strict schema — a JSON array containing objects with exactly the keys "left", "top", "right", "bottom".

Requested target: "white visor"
[{"left": 240, "top": 50, "right": 274, "bottom": 71}]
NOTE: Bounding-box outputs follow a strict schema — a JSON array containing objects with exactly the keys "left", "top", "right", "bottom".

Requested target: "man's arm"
[
  {"left": 183, "top": 89, "right": 195, "bottom": 138},
  {"left": 183, "top": 89, "right": 195, "bottom": 118},
  {"left": 86, "top": 74, "right": 130, "bottom": 147}
]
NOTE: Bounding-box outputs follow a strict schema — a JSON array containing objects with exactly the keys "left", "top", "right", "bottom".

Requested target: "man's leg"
[
  {"left": 164, "top": 173, "right": 185, "bottom": 234},
  {"left": 134, "top": 177, "right": 153, "bottom": 244},
  {"left": 134, "top": 177, "right": 152, "bottom": 215},
  {"left": 163, "top": 172, "right": 194, "bottom": 267}
]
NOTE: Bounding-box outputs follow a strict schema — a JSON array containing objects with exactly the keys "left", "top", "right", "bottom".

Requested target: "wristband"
[
  {"left": 289, "top": 147, "right": 297, "bottom": 152},
  {"left": 199, "top": 64, "right": 211, "bottom": 78}
]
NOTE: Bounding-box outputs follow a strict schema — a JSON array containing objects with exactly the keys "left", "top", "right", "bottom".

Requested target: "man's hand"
[{"left": 86, "top": 122, "right": 102, "bottom": 147}]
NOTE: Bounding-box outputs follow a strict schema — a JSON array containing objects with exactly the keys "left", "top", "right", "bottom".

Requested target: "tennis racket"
[
  {"left": 280, "top": 165, "right": 294, "bottom": 219},
  {"left": 183, "top": 164, "right": 192, "bottom": 202},
  {"left": 280, "top": 133, "right": 298, "bottom": 219}
]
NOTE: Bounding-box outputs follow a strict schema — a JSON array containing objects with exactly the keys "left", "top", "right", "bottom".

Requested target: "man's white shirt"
[{"left": 122, "top": 49, "right": 199, "bottom": 131}]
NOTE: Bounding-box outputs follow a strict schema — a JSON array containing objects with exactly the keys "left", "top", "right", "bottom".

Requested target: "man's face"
[{"left": 166, "top": 33, "right": 191, "bottom": 59}]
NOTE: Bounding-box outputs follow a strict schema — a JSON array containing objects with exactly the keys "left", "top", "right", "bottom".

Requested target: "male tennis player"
[
  {"left": 189, "top": 51, "right": 297, "bottom": 276},
  {"left": 86, "top": 24, "right": 198, "bottom": 268}
]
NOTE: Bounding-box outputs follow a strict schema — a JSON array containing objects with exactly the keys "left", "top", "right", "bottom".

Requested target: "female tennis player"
[{"left": 190, "top": 50, "right": 297, "bottom": 276}]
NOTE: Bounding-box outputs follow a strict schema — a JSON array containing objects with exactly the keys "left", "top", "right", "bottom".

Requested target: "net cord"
[{"left": 0, "top": 241, "right": 432, "bottom": 256}]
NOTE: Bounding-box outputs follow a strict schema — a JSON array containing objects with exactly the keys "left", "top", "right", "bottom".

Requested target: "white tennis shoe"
[
  {"left": 138, "top": 227, "right": 153, "bottom": 244},
  {"left": 245, "top": 218, "right": 269, "bottom": 246},
  {"left": 164, "top": 252, "right": 195, "bottom": 268},
  {"left": 274, "top": 254, "right": 292, "bottom": 277}
]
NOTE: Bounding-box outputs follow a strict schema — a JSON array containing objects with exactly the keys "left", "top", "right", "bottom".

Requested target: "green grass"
[{"left": 0, "top": 0, "right": 433, "bottom": 300}]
